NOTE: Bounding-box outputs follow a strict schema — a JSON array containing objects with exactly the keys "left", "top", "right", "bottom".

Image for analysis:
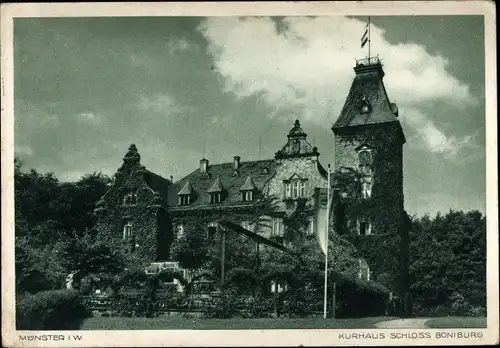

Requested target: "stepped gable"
[
  {"left": 333, "top": 58, "right": 400, "bottom": 130},
  {"left": 167, "top": 159, "right": 276, "bottom": 208}
]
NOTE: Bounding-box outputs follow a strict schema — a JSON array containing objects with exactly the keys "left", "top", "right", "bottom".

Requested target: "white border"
[{"left": 1, "top": 2, "right": 498, "bottom": 347}]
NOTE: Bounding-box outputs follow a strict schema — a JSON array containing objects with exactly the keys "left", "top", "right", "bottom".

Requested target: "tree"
[{"left": 409, "top": 210, "right": 486, "bottom": 315}]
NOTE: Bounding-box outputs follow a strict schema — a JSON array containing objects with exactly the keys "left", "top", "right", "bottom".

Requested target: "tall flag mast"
[
  {"left": 361, "top": 16, "right": 371, "bottom": 60},
  {"left": 323, "top": 163, "right": 331, "bottom": 318}
]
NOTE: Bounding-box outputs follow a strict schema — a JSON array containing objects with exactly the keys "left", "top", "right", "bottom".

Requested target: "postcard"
[{"left": 1, "top": 1, "right": 498, "bottom": 347}]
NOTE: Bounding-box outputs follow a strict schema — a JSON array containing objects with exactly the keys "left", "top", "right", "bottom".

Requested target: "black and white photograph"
[{"left": 1, "top": 2, "right": 498, "bottom": 347}]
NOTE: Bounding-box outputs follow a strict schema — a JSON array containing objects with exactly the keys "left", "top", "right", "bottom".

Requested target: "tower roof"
[
  {"left": 288, "top": 119, "right": 307, "bottom": 138},
  {"left": 275, "top": 119, "right": 319, "bottom": 159},
  {"left": 333, "top": 58, "right": 399, "bottom": 130}
]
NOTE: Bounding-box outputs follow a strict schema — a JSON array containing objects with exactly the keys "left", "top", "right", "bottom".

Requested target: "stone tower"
[{"left": 332, "top": 57, "right": 410, "bottom": 316}]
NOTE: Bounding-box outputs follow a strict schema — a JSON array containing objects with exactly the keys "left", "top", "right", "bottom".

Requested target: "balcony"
[{"left": 355, "top": 56, "right": 382, "bottom": 67}]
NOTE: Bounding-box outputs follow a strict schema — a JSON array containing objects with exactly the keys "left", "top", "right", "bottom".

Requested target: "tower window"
[
  {"left": 358, "top": 149, "right": 373, "bottom": 176},
  {"left": 292, "top": 139, "right": 300, "bottom": 154},
  {"left": 361, "top": 182, "right": 372, "bottom": 199},
  {"left": 358, "top": 220, "right": 372, "bottom": 235},
  {"left": 209, "top": 192, "right": 221, "bottom": 204}
]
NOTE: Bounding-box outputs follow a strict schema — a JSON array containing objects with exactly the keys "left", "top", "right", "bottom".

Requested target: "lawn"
[
  {"left": 81, "top": 316, "right": 394, "bottom": 330},
  {"left": 425, "top": 317, "right": 487, "bottom": 329}
]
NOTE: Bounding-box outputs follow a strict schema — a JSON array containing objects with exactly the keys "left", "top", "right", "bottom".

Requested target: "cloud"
[
  {"left": 137, "top": 93, "right": 180, "bottom": 113},
  {"left": 198, "top": 16, "right": 478, "bottom": 157},
  {"left": 167, "top": 37, "right": 191, "bottom": 54},
  {"left": 77, "top": 111, "right": 102, "bottom": 125}
]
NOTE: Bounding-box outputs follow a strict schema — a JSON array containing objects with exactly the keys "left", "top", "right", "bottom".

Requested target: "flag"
[
  {"left": 361, "top": 22, "right": 369, "bottom": 48},
  {"left": 314, "top": 186, "right": 333, "bottom": 256}
]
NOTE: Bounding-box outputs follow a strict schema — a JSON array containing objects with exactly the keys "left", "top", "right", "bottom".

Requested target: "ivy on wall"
[{"left": 332, "top": 123, "right": 408, "bottom": 295}]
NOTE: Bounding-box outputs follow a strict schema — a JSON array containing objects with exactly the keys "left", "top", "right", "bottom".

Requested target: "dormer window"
[
  {"left": 239, "top": 175, "right": 257, "bottom": 202},
  {"left": 178, "top": 179, "right": 193, "bottom": 206},
  {"left": 210, "top": 192, "right": 221, "bottom": 204},
  {"left": 179, "top": 195, "right": 191, "bottom": 206},
  {"left": 242, "top": 191, "right": 254, "bottom": 202},
  {"left": 207, "top": 175, "right": 223, "bottom": 204}
]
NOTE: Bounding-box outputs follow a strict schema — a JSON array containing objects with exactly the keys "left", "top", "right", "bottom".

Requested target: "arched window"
[{"left": 358, "top": 149, "right": 373, "bottom": 176}]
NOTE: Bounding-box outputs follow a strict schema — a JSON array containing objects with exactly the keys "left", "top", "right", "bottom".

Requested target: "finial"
[
  {"left": 294, "top": 119, "right": 300, "bottom": 127},
  {"left": 123, "top": 143, "right": 141, "bottom": 165}
]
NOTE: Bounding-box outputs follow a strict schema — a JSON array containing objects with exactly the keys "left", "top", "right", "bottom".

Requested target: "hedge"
[{"left": 16, "top": 290, "right": 90, "bottom": 330}]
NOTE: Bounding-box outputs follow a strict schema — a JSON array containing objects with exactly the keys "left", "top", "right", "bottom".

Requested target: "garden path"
[{"left": 374, "top": 318, "right": 430, "bottom": 329}]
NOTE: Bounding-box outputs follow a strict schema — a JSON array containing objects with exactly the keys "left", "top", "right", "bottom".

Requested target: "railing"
[{"left": 355, "top": 56, "right": 381, "bottom": 67}]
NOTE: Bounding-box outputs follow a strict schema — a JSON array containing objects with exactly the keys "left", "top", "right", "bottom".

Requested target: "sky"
[{"left": 13, "top": 15, "right": 486, "bottom": 217}]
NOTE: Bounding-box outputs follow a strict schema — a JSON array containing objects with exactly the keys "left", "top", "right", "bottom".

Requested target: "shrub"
[{"left": 16, "top": 290, "right": 90, "bottom": 330}]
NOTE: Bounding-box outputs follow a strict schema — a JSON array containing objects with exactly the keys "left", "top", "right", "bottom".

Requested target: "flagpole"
[
  {"left": 323, "top": 164, "right": 331, "bottom": 319},
  {"left": 368, "top": 16, "right": 371, "bottom": 61}
]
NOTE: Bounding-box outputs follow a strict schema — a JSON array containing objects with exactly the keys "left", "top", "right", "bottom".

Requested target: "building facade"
[{"left": 94, "top": 58, "right": 409, "bottom": 307}]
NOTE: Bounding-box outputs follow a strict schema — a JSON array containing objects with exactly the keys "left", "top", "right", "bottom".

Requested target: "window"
[
  {"left": 210, "top": 193, "right": 221, "bottom": 204},
  {"left": 207, "top": 222, "right": 217, "bottom": 239},
  {"left": 242, "top": 191, "right": 254, "bottom": 202},
  {"left": 284, "top": 180, "right": 306, "bottom": 199},
  {"left": 292, "top": 139, "right": 300, "bottom": 154},
  {"left": 241, "top": 220, "right": 253, "bottom": 232},
  {"left": 272, "top": 217, "right": 284, "bottom": 236},
  {"left": 307, "top": 217, "right": 315, "bottom": 236},
  {"left": 358, "top": 259, "right": 371, "bottom": 281},
  {"left": 270, "top": 280, "right": 287, "bottom": 293},
  {"left": 178, "top": 195, "right": 191, "bottom": 206},
  {"left": 357, "top": 220, "right": 372, "bottom": 235},
  {"left": 175, "top": 224, "right": 185, "bottom": 239},
  {"left": 361, "top": 182, "right": 372, "bottom": 199},
  {"left": 358, "top": 149, "right": 373, "bottom": 176},
  {"left": 123, "top": 192, "right": 138, "bottom": 206},
  {"left": 123, "top": 221, "right": 133, "bottom": 239}
]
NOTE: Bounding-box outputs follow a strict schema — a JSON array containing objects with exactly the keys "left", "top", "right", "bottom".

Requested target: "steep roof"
[
  {"left": 143, "top": 170, "right": 172, "bottom": 202},
  {"left": 333, "top": 60, "right": 399, "bottom": 130},
  {"left": 207, "top": 175, "right": 224, "bottom": 193},
  {"left": 177, "top": 179, "right": 193, "bottom": 195},
  {"left": 167, "top": 159, "right": 276, "bottom": 209},
  {"left": 239, "top": 175, "right": 257, "bottom": 191}
]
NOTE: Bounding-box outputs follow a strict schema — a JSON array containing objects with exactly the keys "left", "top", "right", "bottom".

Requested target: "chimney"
[
  {"left": 233, "top": 156, "right": 241, "bottom": 170},
  {"left": 200, "top": 158, "right": 209, "bottom": 173}
]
